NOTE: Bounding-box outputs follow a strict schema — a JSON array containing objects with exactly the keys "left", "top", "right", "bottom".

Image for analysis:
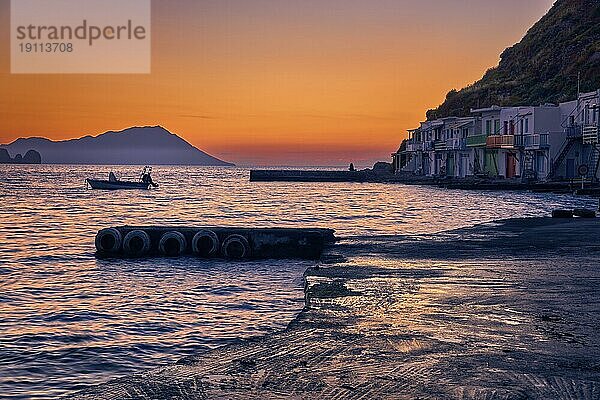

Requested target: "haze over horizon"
[{"left": 0, "top": 0, "right": 555, "bottom": 166}]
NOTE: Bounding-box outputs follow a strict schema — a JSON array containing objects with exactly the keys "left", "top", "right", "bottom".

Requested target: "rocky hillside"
[{"left": 427, "top": 0, "right": 600, "bottom": 120}]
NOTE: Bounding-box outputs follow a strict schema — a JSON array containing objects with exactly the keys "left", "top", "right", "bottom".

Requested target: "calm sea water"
[{"left": 0, "top": 165, "right": 596, "bottom": 399}]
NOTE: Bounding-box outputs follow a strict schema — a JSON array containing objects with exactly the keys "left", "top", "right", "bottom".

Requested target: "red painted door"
[{"left": 506, "top": 153, "right": 517, "bottom": 178}]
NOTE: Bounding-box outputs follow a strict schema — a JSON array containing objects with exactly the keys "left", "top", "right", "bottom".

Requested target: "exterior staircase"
[
  {"left": 549, "top": 137, "right": 577, "bottom": 179},
  {"left": 587, "top": 146, "right": 600, "bottom": 180},
  {"left": 522, "top": 151, "right": 536, "bottom": 181}
]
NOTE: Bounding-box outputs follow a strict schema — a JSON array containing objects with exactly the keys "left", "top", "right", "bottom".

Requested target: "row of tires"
[{"left": 95, "top": 228, "right": 251, "bottom": 259}]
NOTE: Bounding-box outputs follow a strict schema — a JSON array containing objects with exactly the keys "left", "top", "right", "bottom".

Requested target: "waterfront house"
[
  {"left": 393, "top": 128, "right": 422, "bottom": 174},
  {"left": 395, "top": 98, "right": 591, "bottom": 182},
  {"left": 470, "top": 106, "right": 503, "bottom": 177},
  {"left": 472, "top": 105, "right": 563, "bottom": 180},
  {"left": 394, "top": 89, "right": 600, "bottom": 183},
  {"left": 465, "top": 117, "right": 487, "bottom": 176},
  {"left": 444, "top": 117, "right": 479, "bottom": 178},
  {"left": 424, "top": 119, "right": 443, "bottom": 176},
  {"left": 551, "top": 89, "right": 600, "bottom": 181},
  {"left": 400, "top": 120, "right": 437, "bottom": 176},
  {"left": 399, "top": 117, "right": 480, "bottom": 178},
  {"left": 510, "top": 105, "right": 563, "bottom": 181},
  {"left": 432, "top": 118, "right": 459, "bottom": 176},
  {"left": 399, "top": 118, "right": 457, "bottom": 177}
]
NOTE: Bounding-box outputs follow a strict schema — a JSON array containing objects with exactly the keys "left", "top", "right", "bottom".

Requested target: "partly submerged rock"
[
  {"left": 0, "top": 148, "right": 42, "bottom": 164},
  {"left": 0, "top": 149, "right": 10, "bottom": 163},
  {"left": 23, "top": 150, "right": 42, "bottom": 164}
]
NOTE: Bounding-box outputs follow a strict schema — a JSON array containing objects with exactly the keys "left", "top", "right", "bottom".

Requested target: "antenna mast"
[{"left": 577, "top": 72, "right": 581, "bottom": 113}]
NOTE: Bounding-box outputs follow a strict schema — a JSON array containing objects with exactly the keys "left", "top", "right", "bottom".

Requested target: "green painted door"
[{"left": 485, "top": 150, "right": 498, "bottom": 176}]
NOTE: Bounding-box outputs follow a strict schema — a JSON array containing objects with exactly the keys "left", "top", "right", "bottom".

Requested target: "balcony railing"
[
  {"left": 434, "top": 140, "right": 447, "bottom": 151},
  {"left": 466, "top": 134, "right": 488, "bottom": 147},
  {"left": 523, "top": 133, "right": 549, "bottom": 149},
  {"left": 514, "top": 135, "right": 524, "bottom": 147},
  {"left": 406, "top": 142, "right": 424, "bottom": 152},
  {"left": 423, "top": 141, "right": 435, "bottom": 151},
  {"left": 486, "top": 135, "right": 515, "bottom": 149},
  {"left": 446, "top": 138, "right": 466, "bottom": 150}
]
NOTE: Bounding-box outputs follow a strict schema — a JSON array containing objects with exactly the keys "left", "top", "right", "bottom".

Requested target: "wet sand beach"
[{"left": 68, "top": 217, "right": 600, "bottom": 399}]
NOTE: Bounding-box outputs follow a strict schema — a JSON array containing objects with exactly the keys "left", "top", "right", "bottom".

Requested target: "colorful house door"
[
  {"left": 446, "top": 154, "right": 455, "bottom": 177},
  {"left": 435, "top": 153, "right": 443, "bottom": 175},
  {"left": 459, "top": 154, "right": 469, "bottom": 177},
  {"left": 422, "top": 155, "right": 430, "bottom": 175},
  {"left": 506, "top": 153, "right": 517, "bottom": 178}
]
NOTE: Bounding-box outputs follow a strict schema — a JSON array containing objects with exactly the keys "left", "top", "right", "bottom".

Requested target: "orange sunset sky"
[{"left": 0, "top": 0, "right": 555, "bottom": 166}]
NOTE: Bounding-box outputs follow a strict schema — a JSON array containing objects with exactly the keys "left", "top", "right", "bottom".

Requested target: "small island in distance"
[
  {"left": 0, "top": 149, "right": 42, "bottom": 164},
  {"left": 0, "top": 126, "right": 234, "bottom": 166}
]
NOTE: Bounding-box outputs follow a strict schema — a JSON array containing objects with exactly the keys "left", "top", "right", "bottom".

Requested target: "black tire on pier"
[
  {"left": 159, "top": 231, "right": 187, "bottom": 257},
  {"left": 123, "top": 230, "right": 151, "bottom": 257},
  {"left": 192, "top": 230, "right": 220, "bottom": 258},
  {"left": 95, "top": 228, "right": 122, "bottom": 254},
  {"left": 221, "top": 234, "right": 250, "bottom": 260}
]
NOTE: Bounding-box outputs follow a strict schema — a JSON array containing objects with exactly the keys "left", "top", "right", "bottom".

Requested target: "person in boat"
[
  {"left": 108, "top": 172, "right": 118, "bottom": 182},
  {"left": 141, "top": 167, "right": 159, "bottom": 187},
  {"left": 141, "top": 171, "right": 153, "bottom": 185}
]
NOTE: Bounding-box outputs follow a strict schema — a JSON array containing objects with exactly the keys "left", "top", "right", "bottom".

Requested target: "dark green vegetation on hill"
[{"left": 427, "top": 0, "right": 600, "bottom": 120}]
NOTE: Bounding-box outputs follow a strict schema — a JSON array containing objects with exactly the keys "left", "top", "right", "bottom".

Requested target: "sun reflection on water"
[{"left": 0, "top": 165, "right": 596, "bottom": 399}]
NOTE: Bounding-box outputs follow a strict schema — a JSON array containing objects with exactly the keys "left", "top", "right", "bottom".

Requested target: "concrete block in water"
[
  {"left": 554, "top": 208, "right": 597, "bottom": 219},
  {"left": 573, "top": 208, "right": 597, "bottom": 218},
  {"left": 95, "top": 226, "right": 336, "bottom": 260},
  {"left": 552, "top": 209, "right": 574, "bottom": 218}
]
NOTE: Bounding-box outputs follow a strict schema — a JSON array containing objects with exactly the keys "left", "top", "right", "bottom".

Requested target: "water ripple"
[{"left": 0, "top": 165, "right": 595, "bottom": 399}]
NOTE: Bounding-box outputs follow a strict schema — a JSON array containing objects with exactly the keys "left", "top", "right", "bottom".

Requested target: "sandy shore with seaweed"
[{"left": 68, "top": 217, "right": 600, "bottom": 399}]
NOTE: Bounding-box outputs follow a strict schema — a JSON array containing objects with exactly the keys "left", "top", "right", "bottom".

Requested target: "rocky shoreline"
[{"left": 68, "top": 217, "right": 600, "bottom": 399}]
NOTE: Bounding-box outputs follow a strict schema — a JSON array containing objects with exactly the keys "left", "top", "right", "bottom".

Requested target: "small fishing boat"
[{"left": 86, "top": 166, "right": 159, "bottom": 190}]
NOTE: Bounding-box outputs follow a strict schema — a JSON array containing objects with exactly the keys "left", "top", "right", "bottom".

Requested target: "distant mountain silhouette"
[{"left": 0, "top": 126, "right": 234, "bottom": 166}]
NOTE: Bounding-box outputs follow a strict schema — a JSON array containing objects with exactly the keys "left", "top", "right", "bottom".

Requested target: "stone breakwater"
[{"left": 68, "top": 218, "right": 600, "bottom": 399}]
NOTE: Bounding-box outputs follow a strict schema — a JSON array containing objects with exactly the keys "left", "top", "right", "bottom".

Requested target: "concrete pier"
[
  {"left": 95, "top": 226, "right": 336, "bottom": 260},
  {"left": 250, "top": 170, "right": 367, "bottom": 182},
  {"left": 249, "top": 170, "right": 600, "bottom": 196}
]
